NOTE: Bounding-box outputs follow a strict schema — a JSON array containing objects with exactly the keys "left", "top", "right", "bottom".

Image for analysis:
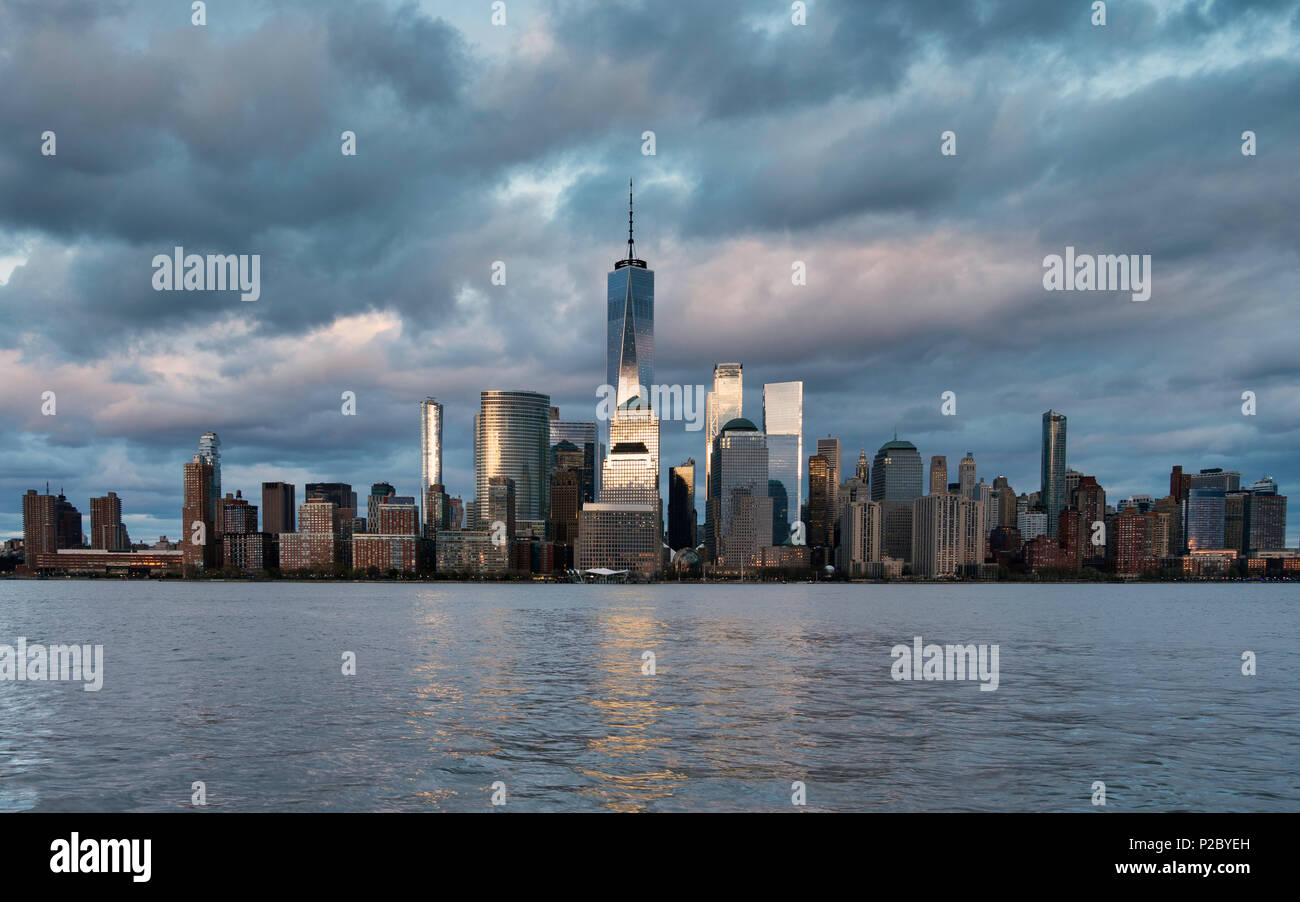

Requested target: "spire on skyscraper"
[{"left": 616, "top": 178, "right": 645, "bottom": 269}]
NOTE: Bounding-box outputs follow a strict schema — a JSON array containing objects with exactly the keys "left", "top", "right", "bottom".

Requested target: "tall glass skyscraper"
[
  {"left": 707, "top": 418, "right": 770, "bottom": 564},
  {"left": 1041, "top": 410, "right": 1068, "bottom": 537},
  {"left": 607, "top": 181, "right": 654, "bottom": 410},
  {"left": 704, "top": 362, "right": 743, "bottom": 504},
  {"left": 872, "top": 436, "right": 923, "bottom": 563},
  {"left": 196, "top": 431, "right": 221, "bottom": 519},
  {"left": 473, "top": 390, "right": 551, "bottom": 526},
  {"left": 420, "top": 397, "right": 443, "bottom": 502},
  {"left": 763, "top": 381, "right": 803, "bottom": 544}
]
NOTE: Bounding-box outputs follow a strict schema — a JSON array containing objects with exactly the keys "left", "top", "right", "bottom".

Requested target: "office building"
[
  {"left": 707, "top": 419, "right": 768, "bottom": 564},
  {"left": 261, "top": 482, "right": 296, "bottom": 535},
  {"left": 668, "top": 459, "right": 697, "bottom": 551},
  {"left": 550, "top": 418, "right": 599, "bottom": 505},
  {"left": 871, "top": 436, "right": 923, "bottom": 563},
  {"left": 576, "top": 503, "right": 660, "bottom": 581},
  {"left": 763, "top": 381, "right": 803, "bottom": 544},
  {"left": 1041, "top": 410, "right": 1067, "bottom": 537},
  {"left": 473, "top": 390, "right": 551, "bottom": 527},
  {"left": 607, "top": 181, "right": 655, "bottom": 411}
]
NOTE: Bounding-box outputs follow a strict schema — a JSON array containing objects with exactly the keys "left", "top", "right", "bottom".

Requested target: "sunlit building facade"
[
  {"left": 763, "top": 381, "right": 803, "bottom": 545},
  {"left": 473, "top": 390, "right": 551, "bottom": 527}
]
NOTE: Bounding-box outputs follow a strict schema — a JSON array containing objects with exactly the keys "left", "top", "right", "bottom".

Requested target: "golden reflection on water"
[{"left": 577, "top": 605, "right": 686, "bottom": 811}]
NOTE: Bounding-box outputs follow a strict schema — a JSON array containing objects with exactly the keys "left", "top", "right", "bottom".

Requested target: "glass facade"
[
  {"left": 1041, "top": 410, "right": 1067, "bottom": 537},
  {"left": 420, "top": 398, "right": 443, "bottom": 504},
  {"left": 763, "top": 381, "right": 802, "bottom": 544},
  {"left": 196, "top": 431, "right": 221, "bottom": 517},
  {"left": 607, "top": 265, "right": 655, "bottom": 409},
  {"left": 704, "top": 363, "right": 743, "bottom": 505},
  {"left": 474, "top": 390, "right": 551, "bottom": 526},
  {"left": 550, "top": 420, "right": 598, "bottom": 504},
  {"left": 707, "top": 419, "right": 768, "bottom": 563},
  {"left": 1184, "top": 488, "right": 1226, "bottom": 550},
  {"left": 872, "top": 438, "right": 923, "bottom": 564}
]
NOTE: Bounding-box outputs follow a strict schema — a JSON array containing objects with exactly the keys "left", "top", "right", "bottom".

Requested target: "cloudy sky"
[{"left": 2, "top": 0, "right": 1298, "bottom": 544}]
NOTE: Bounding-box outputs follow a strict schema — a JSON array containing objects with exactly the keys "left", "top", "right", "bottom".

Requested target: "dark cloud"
[{"left": 1, "top": 0, "right": 1298, "bottom": 542}]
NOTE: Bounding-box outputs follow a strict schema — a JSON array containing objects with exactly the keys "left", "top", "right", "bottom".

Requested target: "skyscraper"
[
  {"left": 182, "top": 459, "right": 216, "bottom": 570},
  {"left": 807, "top": 454, "right": 833, "bottom": 549},
  {"left": 929, "top": 456, "right": 948, "bottom": 495},
  {"left": 763, "top": 381, "right": 803, "bottom": 545},
  {"left": 912, "top": 493, "right": 982, "bottom": 579},
  {"left": 1184, "top": 488, "right": 1226, "bottom": 550},
  {"left": 420, "top": 398, "right": 443, "bottom": 510},
  {"left": 817, "top": 437, "right": 842, "bottom": 502},
  {"left": 550, "top": 419, "right": 599, "bottom": 504},
  {"left": 838, "top": 499, "right": 883, "bottom": 575},
  {"left": 958, "top": 452, "right": 976, "bottom": 497},
  {"left": 707, "top": 418, "right": 769, "bottom": 565},
  {"left": 1245, "top": 480, "right": 1287, "bottom": 553},
  {"left": 474, "top": 390, "right": 551, "bottom": 527},
  {"left": 22, "top": 489, "right": 74, "bottom": 566},
  {"left": 261, "top": 482, "right": 296, "bottom": 535},
  {"left": 705, "top": 362, "right": 743, "bottom": 501},
  {"left": 607, "top": 180, "right": 654, "bottom": 410},
  {"left": 196, "top": 431, "right": 221, "bottom": 521},
  {"left": 89, "top": 492, "right": 129, "bottom": 551},
  {"left": 602, "top": 404, "right": 661, "bottom": 506},
  {"left": 549, "top": 470, "right": 581, "bottom": 549},
  {"left": 1041, "top": 410, "right": 1067, "bottom": 537},
  {"left": 486, "top": 476, "right": 517, "bottom": 542},
  {"left": 668, "top": 459, "right": 697, "bottom": 551},
  {"left": 872, "top": 436, "right": 923, "bottom": 563}
]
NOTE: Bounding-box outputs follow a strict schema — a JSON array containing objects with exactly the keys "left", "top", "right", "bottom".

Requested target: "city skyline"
[{"left": 2, "top": 1, "right": 1299, "bottom": 545}]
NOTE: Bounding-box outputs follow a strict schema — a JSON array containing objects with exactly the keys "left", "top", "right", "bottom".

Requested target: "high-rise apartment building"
[
  {"left": 367, "top": 482, "right": 396, "bottom": 528},
  {"left": 420, "top": 398, "right": 443, "bottom": 509},
  {"left": 196, "top": 431, "right": 222, "bottom": 517},
  {"left": 838, "top": 499, "right": 883, "bottom": 575},
  {"left": 911, "top": 493, "right": 983, "bottom": 579},
  {"left": 182, "top": 459, "right": 217, "bottom": 570},
  {"left": 1183, "top": 488, "right": 1226, "bottom": 550},
  {"left": 89, "top": 491, "right": 129, "bottom": 551},
  {"left": 22, "top": 489, "right": 80, "bottom": 565}
]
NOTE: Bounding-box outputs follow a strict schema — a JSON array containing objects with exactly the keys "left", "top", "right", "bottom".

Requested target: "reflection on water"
[{"left": 0, "top": 580, "right": 1296, "bottom": 812}]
